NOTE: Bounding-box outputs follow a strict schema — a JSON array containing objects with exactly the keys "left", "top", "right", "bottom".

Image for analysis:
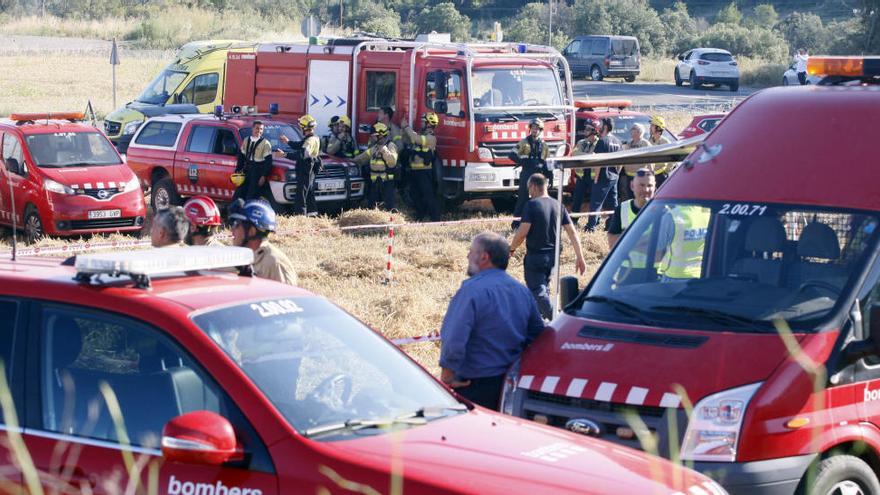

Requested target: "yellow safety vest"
[
  {"left": 661, "top": 206, "right": 711, "bottom": 279},
  {"left": 368, "top": 142, "right": 397, "bottom": 180},
  {"left": 620, "top": 200, "right": 647, "bottom": 269},
  {"left": 411, "top": 134, "right": 435, "bottom": 171}
]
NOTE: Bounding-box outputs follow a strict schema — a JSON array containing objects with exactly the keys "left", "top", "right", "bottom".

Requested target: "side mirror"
[
  {"left": 677, "top": 55, "right": 684, "bottom": 61},
  {"left": 5, "top": 158, "right": 20, "bottom": 175},
  {"left": 559, "top": 275, "right": 580, "bottom": 309},
  {"left": 433, "top": 100, "right": 448, "bottom": 115},
  {"left": 843, "top": 304, "right": 880, "bottom": 365},
  {"left": 162, "top": 411, "right": 239, "bottom": 466},
  {"left": 358, "top": 124, "right": 372, "bottom": 134}
]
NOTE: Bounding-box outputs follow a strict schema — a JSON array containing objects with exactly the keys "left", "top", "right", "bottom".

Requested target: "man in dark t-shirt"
[{"left": 510, "top": 173, "right": 587, "bottom": 319}]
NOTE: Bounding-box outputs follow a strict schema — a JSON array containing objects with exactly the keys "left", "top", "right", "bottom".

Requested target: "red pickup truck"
[{"left": 125, "top": 113, "right": 364, "bottom": 212}]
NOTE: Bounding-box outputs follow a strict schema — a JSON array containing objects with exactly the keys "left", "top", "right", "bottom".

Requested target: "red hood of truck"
[{"left": 519, "top": 313, "right": 806, "bottom": 407}]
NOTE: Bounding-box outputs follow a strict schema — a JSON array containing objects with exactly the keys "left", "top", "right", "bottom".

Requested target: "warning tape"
[{"left": 1, "top": 210, "right": 614, "bottom": 257}]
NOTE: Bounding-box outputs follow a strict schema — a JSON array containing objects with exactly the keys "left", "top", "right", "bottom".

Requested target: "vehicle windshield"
[
  {"left": 239, "top": 123, "right": 301, "bottom": 150},
  {"left": 136, "top": 69, "right": 188, "bottom": 104},
  {"left": 26, "top": 132, "right": 122, "bottom": 167},
  {"left": 472, "top": 67, "right": 562, "bottom": 109},
  {"left": 577, "top": 200, "right": 879, "bottom": 332},
  {"left": 192, "top": 297, "right": 462, "bottom": 439}
]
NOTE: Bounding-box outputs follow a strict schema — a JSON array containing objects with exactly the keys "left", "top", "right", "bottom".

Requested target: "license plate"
[
  {"left": 318, "top": 179, "right": 345, "bottom": 191},
  {"left": 88, "top": 209, "right": 121, "bottom": 219},
  {"left": 470, "top": 173, "right": 496, "bottom": 183}
]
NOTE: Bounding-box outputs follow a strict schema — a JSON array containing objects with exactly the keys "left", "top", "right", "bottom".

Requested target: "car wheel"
[
  {"left": 689, "top": 71, "right": 700, "bottom": 90},
  {"left": 151, "top": 177, "right": 180, "bottom": 212},
  {"left": 799, "top": 455, "right": 880, "bottom": 495},
  {"left": 624, "top": 75, "right": 636, "bottom": 83},
  {"left": 729, "top": 81, "right": 739, "bottom": 92},
  {"left": 24, "top": 205, "right": 44, "bottom": 245},
  {"left": 674, "top": 69, "right": 683, "bottom": 86},
  {"left": 590, "top": 65, "right": 603, "bottom": 81},
  {"left": 783, "top": 77, "right": 790, "bottom": 86}
]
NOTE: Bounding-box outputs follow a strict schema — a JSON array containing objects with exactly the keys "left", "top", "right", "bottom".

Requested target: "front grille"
[
  {"left": 79, "top": 188, "right": 122, "bottom": 200},
  {"left": 70, "top": 218, "right": 137, "bottom": 230},
  {"left": 527, "top": 390, "right": 667, "bottom": 418},
  {"left": 317, "top": 165, "right": 347, "bottom": 180},
  {"left": 482, "top": 140, "right": 565, "bottom": 163},
  {"left": 104, "top": 121, "right": 121, "bottom": 136}
]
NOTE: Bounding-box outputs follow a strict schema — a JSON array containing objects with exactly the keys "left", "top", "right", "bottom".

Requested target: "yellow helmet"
[
  {"left": 372, "top": 122, "right": 389, "bottom": 137},
  {"left": 423, "top": 112, "right": 439, "bottom": 127},
  {"left": 529, "top": 118, "right": 545, "bottom": 130},
  {"left": 230, "top": 172, "right": 245, "bottom": 187},
  {"left": 338, "top": 115, "right": 351, "bottom": 128},
  {"left": 299, "top": 114, "right": 317, "bottom": 129},
  {"left": 650, "top": 115, "right": 666, "bottom": 130}
]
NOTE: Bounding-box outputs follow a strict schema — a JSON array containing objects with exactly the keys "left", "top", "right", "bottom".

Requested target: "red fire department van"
[
  {"left": 223, "top": 38, "right": 574, "bottom": 211},
  {"left": 0, "top": 112, "right": 147, "bottom": 243},
  {"left": 125, "top": 111, "right": 364, "bottom": 212},
  {"left": 0, "top": 247, "right": 722, "bottom": 494},
  {"left": 504, "top": 57, "right": 880, "bottom": 494}
]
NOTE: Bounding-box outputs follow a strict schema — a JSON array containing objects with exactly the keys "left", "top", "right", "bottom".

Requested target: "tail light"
[
  {"left": 604, "top": 57, "right": 610, "bottom": 67},
  {"left": 698, "top": 60, "right": 710, "bottom": 66}
]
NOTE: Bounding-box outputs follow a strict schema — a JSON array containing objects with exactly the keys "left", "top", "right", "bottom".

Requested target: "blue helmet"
[{"left": 229, "top": 199, "right": 277, "bottom": 232}]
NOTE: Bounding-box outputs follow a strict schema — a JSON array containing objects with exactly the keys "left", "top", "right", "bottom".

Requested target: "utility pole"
[
  {"left": 340, "top": 0, "right": 344, "bottom": 29},
  {"left": 547, "top": 0, "right": 553, "bottom": 47}
]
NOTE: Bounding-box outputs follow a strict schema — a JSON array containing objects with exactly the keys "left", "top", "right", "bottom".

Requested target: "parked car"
[
  {"left": 562, "top": 35, "right": 640, "bottom": 82},
  {"left": 677, "top": 113, "right": 726, "bottom": 139},
  {"left": 675, "top": 48, "right": 739, "bottom": 91},
  {"left": 0, "top": 112, "right": 147, "bottom": 243},
  {"left": 782, "top": 62, "right": 822, "bottom": 86},
  {"left": 125, "top": 111, "right": 364, "bottom": 213},
  {"left": 0, "top": 246, "right": 725, "bottom": 494}
]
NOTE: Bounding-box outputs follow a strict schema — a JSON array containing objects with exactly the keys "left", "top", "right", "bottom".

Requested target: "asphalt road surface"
[{"left": 572, "top": 79, "right": 758, "bottom": 112}]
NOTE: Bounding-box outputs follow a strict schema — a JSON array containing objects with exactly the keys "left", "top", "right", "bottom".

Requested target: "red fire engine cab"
[{"left": 223, "top": 38, "right": 575, "bottom": 211}]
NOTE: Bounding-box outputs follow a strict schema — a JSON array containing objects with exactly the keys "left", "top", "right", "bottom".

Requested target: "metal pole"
[
  {"left": 548, "top": 0, "right": 553, "bottom": 48},
  {"left": 112, "top": 63, "right": 117, "bottom": 110},
  {"left": 552, "top": 159, "right": 563, "bottom": 315}
]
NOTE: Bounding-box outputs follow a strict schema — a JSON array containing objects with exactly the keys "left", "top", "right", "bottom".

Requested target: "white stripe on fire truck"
[
  {"left": 518, "top": 375, "right": 535, "bottom": 389},
  {"left": 108, "top": 181, "right": 116, "bottom": 188},
  {"left": 96, "top": 182, "right": 104, "bottom": 189},
  {"left": 72, "top": 184, "right": 79, "bottom": 189},
  {"left": 688, "top": 486, "right": 710, "bottom": 495},
  {"left": 660, "top": 392, "right": 681, "bottom": 408},
  {"left": 594, "top": 382, "right": 617, "bottom": 402},
  {"left": 539, "top": 376, "right": 559, "bottom": 394},
  {"left": 625, "top": 387, "right": 649, "bottom": 405},
  {"left": 84, "top": 183, "right": 92, "bottom": 189},
  {"left": 565, "top": 378, "right": 588, "bottom": 397}
]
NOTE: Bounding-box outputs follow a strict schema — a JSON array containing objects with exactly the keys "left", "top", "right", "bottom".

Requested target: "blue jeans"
[
  {"left": 586, "top": 170, "right": 619, "bottom": 231},
  {"left": 524, "top": 252, "right": 555, "bottom": 320}
]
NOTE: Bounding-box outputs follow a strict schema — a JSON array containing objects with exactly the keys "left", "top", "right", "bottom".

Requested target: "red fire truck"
[{"left": 223, "top": 38, "right": 575, "bottom": 211}]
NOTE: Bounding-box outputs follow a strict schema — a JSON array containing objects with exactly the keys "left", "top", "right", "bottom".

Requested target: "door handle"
[
  {"left": 183, "top": 158, "right": 190, "bottom": 162},
  {"left": 209, "top": 160, "right": 216, "bottom": 164}
]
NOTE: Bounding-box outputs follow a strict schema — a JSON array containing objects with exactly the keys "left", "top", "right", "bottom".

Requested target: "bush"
[
  {"left": 659, "top": 2, "right": 698, "bottom": 56},
  {"left": 347, "top": 1, "right": 401, "bottom": 38},
  {"left": 715, "top": 2, "right": 742, "bottom": 26},
  {"left": 413, "top": 2, "right": 471, "bottom": 41},
  {"left": 696, "top": 23, "right": 788, "bottom": 62},
  {"left": 776, "top": 11, "right": 829, "bottom": 54},
  {"left": 505, "top": 2, "right": 570, "bottom": 50}
]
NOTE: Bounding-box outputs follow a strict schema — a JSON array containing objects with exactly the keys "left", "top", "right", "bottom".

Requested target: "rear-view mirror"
[
  {"left": 678, "top": 55, "right": 684, "bottom": 61},
  {"left": 559, "top": 275, "right": 580, "bottom": 309},
  {"left": 162, "top": 411, "right": 239, "bottom": 466}
]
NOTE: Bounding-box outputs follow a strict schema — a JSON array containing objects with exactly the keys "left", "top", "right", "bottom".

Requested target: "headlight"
[
  {"left": 44, "top": 179, "right": 74, "bottom": 195},
  {"left": 123, "top": 120, "right": 143, "bottom": 135},
  {"left": 347, "top": 165, "right": 361, "bottom": 177},
  {"left": 123, "top": 176, "right": 140, "bottom": 192},
  {"left": 284, "top": 169, "right": 297, "bottom": 182},
  {"left": 499, "top": 359, "right": 521, "bottom": 416},
  {"left": 477, "top": 147, "right": 493, "bottom": 161},
  {"left": 681, "top": 382, "right": 762, "bottom": 462}
]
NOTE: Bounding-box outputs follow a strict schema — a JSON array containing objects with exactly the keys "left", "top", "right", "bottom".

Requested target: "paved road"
[{"left": 571, "top": 79, "right": 758, "bottom": 112}]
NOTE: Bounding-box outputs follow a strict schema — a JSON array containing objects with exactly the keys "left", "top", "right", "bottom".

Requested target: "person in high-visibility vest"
[
  {"left": 276, "top": 115, "right": 321, "bottom": 216},
  {"left": 354, "top": 122, "right": 399, "bottom": 210},
  {"left": 325, "top": 115, "right": 357, "bottom": 158},
  {"left": 402, "top": 112, "right": 441, "bottom": 221},
  {"left": 658, "top": 204, "right": 711, "bottom": 280},
  {"left": 606, "top": 168, "right": 655, "bottom": 249},
  {"left": 649, "top": 115, "right": 672, "bottom": 187}
]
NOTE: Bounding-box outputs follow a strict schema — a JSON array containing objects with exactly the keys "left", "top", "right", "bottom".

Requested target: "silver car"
[{"left": 783, "top": 62, "right": 822, "bottom": 85}]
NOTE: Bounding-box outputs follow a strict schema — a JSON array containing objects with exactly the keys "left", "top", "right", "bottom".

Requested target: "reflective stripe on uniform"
[{"left": 661, "top": 206, "right": 711, "bottom": 279}]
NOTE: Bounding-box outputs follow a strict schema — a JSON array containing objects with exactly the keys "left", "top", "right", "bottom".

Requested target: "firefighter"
[
  {"left": 229, "top": 199, "right": 298, "bottom": 285},
  {"left": 325, "top": 115, "right": 357, "bottom": 158},
  {"left": 377, "top": 106, "right": 402, "bottom": 145},
  {"left": 402, "top": 112, "right": 441, "bottom": 221},
  {"left": 321, "top": 116, "right": 340, "bottom": 153},
  {"left": 233, "top": 120, "right": 273, "bottom": 203},
  {"left": 354, "top": 122, "right": 399, "bottom": 210},
  {"left": 276, "top": 115, "right": 321, "bottom": 216},
  {"left": 183, "top": 195, "right": 223, "bottom": 246},
  {"left": 510, "top": 118, "right": 550, "bottom": 229}
]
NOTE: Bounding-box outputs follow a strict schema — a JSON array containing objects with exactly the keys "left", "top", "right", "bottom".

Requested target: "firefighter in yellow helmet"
[
  {"left": 510, "top": 118, "right": 550, "bottom": 229},
  {"left": 354, "top": 121, "right": 399, "bottom": 210},
  {"left": 325, "top": 115, "right": 357, "bottom": 158},
  {"left": 648, "top": 115, "right": 673, "bottom": 187},
  {"left": 275, "top": 114, "right": 321, "bottom": 215},
  {"left": 402, "top": 112, "right": 441, "bottom": 221}
]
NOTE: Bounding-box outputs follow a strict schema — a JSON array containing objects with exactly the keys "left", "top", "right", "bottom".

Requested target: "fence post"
[{"left": 383, "top": 216, "right": 395, "bottom": 285}]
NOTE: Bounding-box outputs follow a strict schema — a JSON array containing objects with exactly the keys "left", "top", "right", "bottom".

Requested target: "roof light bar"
[
  {"left": 807, "top": 56, "right": 880, "bottom": 78},
  {"left": 75, "top": 247, "right": 254, "bottom": 287},
  {"left": 10, "top": 111, "right": 85, "bottom": 122},
  {"left": 574, "top": 100, "right": 632, "bottom": 110}
]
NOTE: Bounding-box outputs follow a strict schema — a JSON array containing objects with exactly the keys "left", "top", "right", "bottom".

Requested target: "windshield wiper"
[
  {"left": 649, "top": 305, "right": 773, "bottom": 332},
  {"left": 302, "top": 416, "right": 428, "bottom": 439},
  {"left": 402, "top": 404, "right": 468, "bottom": 419},
  {"left": 582, "top": 295, "right": 654, "bottom": 325}
]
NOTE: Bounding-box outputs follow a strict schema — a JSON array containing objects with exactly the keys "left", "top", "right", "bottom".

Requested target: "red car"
[
  {"left": 507, "top": 58, "right": 880, "bottom": 494},
  {"left": 677, "top": 113, "right": 725, "bottom": 139},
  {"left": 0, "top": 246, "right": 721, "bottom": 494},
  {"left": 0, "top": 112, "right": 146, "bottom": 242}
]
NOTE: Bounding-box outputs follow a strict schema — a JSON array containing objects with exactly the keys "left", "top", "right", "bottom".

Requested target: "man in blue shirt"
[{"left": 439, "top": 232, "right": 545, "bottom": 410}]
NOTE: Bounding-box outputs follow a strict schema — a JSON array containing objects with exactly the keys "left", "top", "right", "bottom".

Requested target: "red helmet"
[
  {"left": 584, "top": 118, "right": 602, "bottom": 135},
  {"left": 183, "top": 195, "right": 222, "bottom": 227}
]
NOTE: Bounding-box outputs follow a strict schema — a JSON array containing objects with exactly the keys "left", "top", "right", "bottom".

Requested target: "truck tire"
[
  {"left": 800, "top": 455, "right": 880, "bottom": 495},
  {"left": 24, "top": 205, "right": 44, "bottom": 245},
  {"left": 590, "top": 65, "right": 603, "bottom": 82},
  {"left": 491, "top": 197, "right": 517, "bottom": 213},
  {"left": 151, "top": 177, "right": 180, "bottom": 212}
]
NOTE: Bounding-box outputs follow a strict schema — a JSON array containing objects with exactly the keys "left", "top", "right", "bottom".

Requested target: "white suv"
[{"left": 675, "top": 48, "right": 740, "bottom": 92}]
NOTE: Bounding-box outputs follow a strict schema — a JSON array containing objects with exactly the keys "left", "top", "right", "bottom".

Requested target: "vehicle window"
[
  {"left": 179, "top": 73, "right": 220, "bottom": 106},
  {"left": 579, "top": 40, "right": 593, "bottom": 57},
  {"left": 136, "top": 70, "right": 188, "bottom": 105},
  {"left": 187, "top": 125, "right": 216, "bottom": 154},
  {"left": 192, "top": 297, "right": 461, "bottom": 441},
  {"left": 700, "top": 52, "right": 733, "bottom": 62},
  {"left": 565, "top": 40, "right": 580, "bottom": 57},
  {"left": 39, "top": 304, "right": 274, "bottom": 471},
  {"left": 212, "top": 128, "right": 238, "bottom": 156},
  {"left": 592, "top": 39, "right": 607, "bottom": 55},
  {"left": 365, "top": 71, "right": 396, "bottom": 112},
  {"left": 578, "top": 200, "right": 879, "bottom": 333},
  {"left": 240, "top": 123, "right": 301, "bottom": 150},
  {"left": 2, "top": 133, "right": 25, "bottom": 175},
  {"left": 472, "top": 68, "right": 562, "bottom": 109},
  {"left": 611, "top": 39, "right": 637, "bottom": 56},
  {"left": 0, "top": 300, "right": 18, "bottom": 384},
  {"left": 25, "top": 132, "right": 121, "bottom": 168},
  {"left": 425, "top": 71, "right": 463, "bottom": 116},
  {"left": 698, "top": 118, "right": 720, "bottom": 133},
  {"left": 134, "top": 121, "right": 182, "bottom": 147}
]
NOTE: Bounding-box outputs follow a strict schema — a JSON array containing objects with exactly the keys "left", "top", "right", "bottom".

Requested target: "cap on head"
[{"left": 329, "top": 115, "right": 340, "bottom": 126}]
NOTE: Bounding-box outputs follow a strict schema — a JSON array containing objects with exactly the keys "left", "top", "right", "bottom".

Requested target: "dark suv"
[{"left": 562, "top": 35, "right": 640, "bottom": 82}]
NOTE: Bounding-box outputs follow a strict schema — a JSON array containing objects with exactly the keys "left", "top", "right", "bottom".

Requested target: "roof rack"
[{"left": 74, "top": 246, "right": 254, "bottom": 289}]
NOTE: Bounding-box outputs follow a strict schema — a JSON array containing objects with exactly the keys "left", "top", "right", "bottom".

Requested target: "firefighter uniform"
[
  {"left": 234, "top": 135, "right": 273, "bottom": 202},
  {"left": 402, "top": 115, "right": 441, "bottom": 221},
  {"left": 355, "top": 123, "right": 399, "bottom": 210},
  {"left": 279, "top": 115, "right": 321, "bottom": 215},
  {"left": 253, "top": 241, "right": 298, "bottom": 285},
  {"left": 650, "top": 134, "right": 672, "bottom": 185},
  {"left": 511, "top": 119, "right": 551, "bottom": 227},
  {"left": 325, "top": 116, "right": 357, "bottom": 158}
]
